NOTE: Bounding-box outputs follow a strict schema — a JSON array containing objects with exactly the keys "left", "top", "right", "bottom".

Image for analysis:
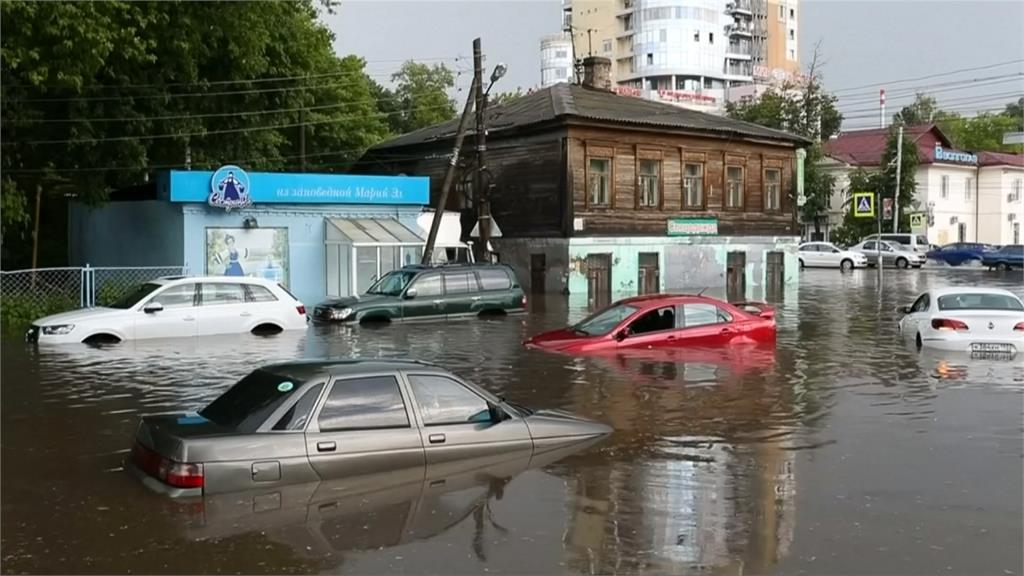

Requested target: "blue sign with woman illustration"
[{"left": 208, "top": 165, "right": 252, "bottom": 210}]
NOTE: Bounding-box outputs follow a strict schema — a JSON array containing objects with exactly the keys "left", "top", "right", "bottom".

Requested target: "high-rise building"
[
  {"left": 540, "top": 33, "right": 576, "bottom": 87},
  {"left": 555, "top": 0, "right": 800, "bottom": 113}
]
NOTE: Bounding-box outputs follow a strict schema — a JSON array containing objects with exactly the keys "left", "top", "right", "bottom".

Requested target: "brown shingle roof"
[
  {"left": 371, "top": 83, "right": 810, "bottom": 150},
  {"left": 978, "top": 151, "right": 1024, "bottom": 167},
  {"left": 823, "top": 124, "right": 951, "bottom": 167}
]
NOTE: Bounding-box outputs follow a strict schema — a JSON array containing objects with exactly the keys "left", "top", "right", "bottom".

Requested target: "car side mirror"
[
  {"left": 614, "top": 329, "right": 627, "bottom": 342},
  {"left": 403, "top": 288, "right": 418, "bottom": 300},
  {"left": 487, "top": 402, "right": 508, "bottom": 423},
  {"left": 143, "top": 302, "right": 164, "bottom": 314},
  {"left": 896, "top": 305, "right": 911, "bottom": 315}
]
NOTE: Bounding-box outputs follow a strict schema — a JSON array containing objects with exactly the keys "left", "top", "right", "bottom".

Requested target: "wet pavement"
[{"left": 2, "top": 268, "right": 1023, "bottom": 574}]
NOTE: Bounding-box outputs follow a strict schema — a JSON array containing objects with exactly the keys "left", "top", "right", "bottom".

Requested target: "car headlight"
[
  {"left": 42, "top": 324, "right": 75, "bottom": 335},
  {"left": 332, "top": 308, "right": 353, "bottom": 320}
]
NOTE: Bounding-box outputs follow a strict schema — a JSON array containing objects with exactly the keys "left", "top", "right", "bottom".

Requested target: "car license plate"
[{"left": 970, "top": 343, "right": 1014, "bottom": 355}]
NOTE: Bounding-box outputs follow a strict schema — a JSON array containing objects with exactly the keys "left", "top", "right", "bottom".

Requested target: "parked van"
[{"left": 862, "top": 234, "right": 930, "bottom": 261}]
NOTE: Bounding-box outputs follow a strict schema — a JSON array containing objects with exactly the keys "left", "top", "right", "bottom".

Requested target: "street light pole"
[
  {"left": 893, "top": 125, "right": 903, "bottom": 232},
  {"left": 473, "top": 39, "right": 488, "bottom": 262}
]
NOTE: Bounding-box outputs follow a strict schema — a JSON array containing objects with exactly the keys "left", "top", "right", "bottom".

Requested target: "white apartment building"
[
  {"left": 813, "top": 124, "right": 1023, "bottom": 245},
  {"left": 540, "top": 33, "right": 575, "bottom": 87},
  {"left": 553, "top": 0, "right": 800, "bottom": 114}
]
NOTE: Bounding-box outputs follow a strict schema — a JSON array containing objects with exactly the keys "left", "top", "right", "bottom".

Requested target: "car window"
[
  {"left": 910, "top": 293, "right": 930, "bottom": 313},
  {"left": 202, "top": 282, "right": 246, "bottom": 305},
  {"left": 937, "top": 293, "right": 1024, "bottom": 311},
  {"left": 682, "top": 303, "right": 728, "bottom": 327},
  {"left": 317, "top": 376, "right": 410, "bottom": 432},
  {"left": 799, "top": 244, "right": 816, "bottom": 252},
  {"left": 477, "top": 268, "right": 512, "bottom": 290},
  {"left": 273, "top": 383, "right": 324, "bottom": 431},
  {"left": 574, "top": 303, "right": 640, "bottom": 336},
  {"left": 625, "top": 306, "right": 676, "bottom": 336},
  {"left": 367, "top": 270, "right": 416, "bottom": 296},
  {"left": 149, "top": 283, "right": 197, "bottom": 309},
  {"left": 245, "top": 285, "right": 278, "bottom": 303},
  {"left": 443, "top": 273, "right": 477, "bottom": 295},
  {"left": 916, "top": 236, "right": 929, "bottom": 246},
  {"left": 199, "top": 369, "right": 304, "bottom": 433},
  {"left": 407, "top": 374, "right": 490, "bottom": 426},
  {"left": 863, "top": 241, "right": 876, "bottom": 250},
  {"left": 879, "top": 243, "right": 893, "bottom": 252},
  {"left": 411, "top": 274, "right": 442, "bottom": 297},
  {"left": 110, "top": 282, "right": 162, "bottom": 309}
]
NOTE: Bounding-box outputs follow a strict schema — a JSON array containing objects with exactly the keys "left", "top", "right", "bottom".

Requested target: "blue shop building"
[{"left": 68, "top": 166, "right": 431, "bottom": 306}]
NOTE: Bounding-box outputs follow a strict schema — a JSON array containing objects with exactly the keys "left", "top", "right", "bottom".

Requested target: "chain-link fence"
[{"left": 1, "top": 265, "right": 186, "bottom": 332}]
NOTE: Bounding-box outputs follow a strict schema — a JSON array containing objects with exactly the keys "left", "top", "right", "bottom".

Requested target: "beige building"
[{"left": 559, "top": 0, "right": 800, "bottom": 113}]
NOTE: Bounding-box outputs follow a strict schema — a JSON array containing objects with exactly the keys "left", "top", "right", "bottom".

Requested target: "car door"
[
  {"left": 304, "top": 373, "right": 425, "bottom": 480},
  {"left": 799, "top": 244, "right": 817, "bottom": 267},
  {"left": 197, "top": 282, "right": 251, "bottom": 336},
  {"left": 900, "top": 293, "right": 930, "bottom": 336},
  {"left": 401, "top": 273, "right": 445, "bottom": 320},
  {"left": 476, "top": 267, "right": 516, "bottom": 312},
  {"left": 859, "top": 241, "right": 878, "bottom": 266},
  {"left": 877, "top": 242, "right": 896, "bottom": 266},
  {"left": 403, "top": 372, "right": 532, "bottom": 466},
  {"left": 677, "top": 302, "right": 735, "bottom": 345},
  {"left": 441, "top": 271, "right": 478, "bottom": 319},
  {"left": 822, "top": 244, "right": 845, "bottom": 268},
  {"left": 615, "top": 305, "right": 679, "bottom": 349},
  {"left": 133, "top": 282, "right": 200, "bottom": 340}
]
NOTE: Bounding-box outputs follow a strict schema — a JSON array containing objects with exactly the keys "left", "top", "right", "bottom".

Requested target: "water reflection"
[{"left": 2, "top": 269, "right": 1022, "bottom": 574}]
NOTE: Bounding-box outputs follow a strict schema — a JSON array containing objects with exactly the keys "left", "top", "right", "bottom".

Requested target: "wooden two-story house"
[{"left": 354, "top": 57, "right": 810, "bottom": 302}]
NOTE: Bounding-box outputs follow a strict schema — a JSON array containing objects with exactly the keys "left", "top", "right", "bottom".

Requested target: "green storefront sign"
[{"left": 667, "top": 217, "right": 718, "bottom": 236}]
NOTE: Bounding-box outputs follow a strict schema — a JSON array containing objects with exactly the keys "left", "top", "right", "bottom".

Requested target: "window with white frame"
[
  {"left": 683, "top": 163, "right": 704, "bottom": 208},
  {"left": 764, "top": 168, "right": 781, "bottom": 211},
  {"left": 1013, "top": 178, "right": 1022, "bottom": 202},
  {"left": 940, "top": 175, "right": 949, "bottom": 199},
  {"left": 639, "top": 159, "right": 660, "bottom": 208},
  {"left": 726, "top": 166, "right": 744, "bottom": 209},
  {"left": 589, "top": 158, "right": 611, "bottom": 206}
]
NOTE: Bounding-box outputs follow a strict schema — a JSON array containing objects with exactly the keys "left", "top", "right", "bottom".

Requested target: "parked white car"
[
  {"left": 798, "top": 242, "right": 869, "bottom": 271},
  {"left": 28, "top": 276, "right": 308, "bottom": 345},
  {"left": 897, "top": 287, "right": 1024, "bottom": 355},
  {"left": 848, "top": 240, "right": 924, "bottom": 269}
]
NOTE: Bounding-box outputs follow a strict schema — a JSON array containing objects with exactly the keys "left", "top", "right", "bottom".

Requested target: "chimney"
[{"left": 582, "top": 56, "right": 613, "bottom": 91}]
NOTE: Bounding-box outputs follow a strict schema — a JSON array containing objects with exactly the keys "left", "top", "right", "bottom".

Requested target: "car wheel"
[
  {"left": 996, "top": 262, "right": 1010, "bottom": 271},
  {"left": 915, "top": 333, "right": 923, "bottom": 350},
  {"left": 799, "top": 258, "right": 805, "bottom": 270},
  {"left": 896, "top": 257, "right": 909, "bottom": 269},
  {"left": 840, "top": 259, "right": 854, "bottom": 272},
  {"left": 82, "top": 333, "right": 121, "bottom": 345}
]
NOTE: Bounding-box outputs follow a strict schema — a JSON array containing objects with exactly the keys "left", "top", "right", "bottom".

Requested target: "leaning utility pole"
[
  {"left": 421, "top": 39, "right": 482, "bottom": 265},
  {"left": 892, "top": 125, "right": 903, "bottom": 232},
  {"left": 473, "top": 38, "right": 492, "bottom": 262}
]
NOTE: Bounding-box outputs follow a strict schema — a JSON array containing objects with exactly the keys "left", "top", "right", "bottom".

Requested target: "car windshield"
[
  {"left": 916, "top": 236, "right": 928, "bottom": 246},
  {"left": 199, "top": 369, "right": 305, "bottom": 433},
  {"left": 937, "top": 293, "right": 1024, "bottom": 311},
  {"left": 573, "top": 303, "right": 640, "bottom": 336},
  {"left": 108, "top": 282, "right": 160, "bottom": 309},
  {"left": 366, "top": 270, "right": 416, "bottom": 296},
  {"left": 1000, "top": 245, "right": 1023, "bottom": 253}
]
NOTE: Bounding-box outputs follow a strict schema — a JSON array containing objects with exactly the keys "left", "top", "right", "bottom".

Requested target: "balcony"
[
  {"left": 726, "top": 41, "right": 752, "bottom": 58},
  {"left": 726, "top": 23, "right": 753, "bottom": 37},
  {"left": 725, "top": 1, "right": 753, "bottom": 17},
  {"left": 617, "top": 0, "right": 634, "bottom": 14}
]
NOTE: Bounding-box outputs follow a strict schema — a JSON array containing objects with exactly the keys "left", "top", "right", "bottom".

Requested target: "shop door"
[
  {"left": 586, "top": 253, "right": 612, "bottom": 309},
  {"left": 765, "top": 251, "right": 785, "bottom": 301},
  {"left": 637, "top": 252, "right": 659, "bottom": 295},
  {"left": 530, "top": 253, "right": 547, "bottom": 294},
  {"left": 726, "top": 251, "right": 746, "bottom": 302}
]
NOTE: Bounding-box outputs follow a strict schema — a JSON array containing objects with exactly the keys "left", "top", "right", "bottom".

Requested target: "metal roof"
[{"left": 326, "top": 218, "right": 423, "bottom": 245}]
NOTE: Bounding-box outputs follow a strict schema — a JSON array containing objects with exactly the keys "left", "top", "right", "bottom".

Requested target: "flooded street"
[{"left": 2, "top": 269, "right": 1023, "bottom": 574}]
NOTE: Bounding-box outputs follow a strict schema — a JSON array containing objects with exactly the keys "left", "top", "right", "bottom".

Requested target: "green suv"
[{"left": 313, "top": 264, "right": 527, "bottom": 323}]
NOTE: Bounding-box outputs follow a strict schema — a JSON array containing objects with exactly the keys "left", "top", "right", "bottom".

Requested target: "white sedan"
[
  {"left": 28, "top": 276, "right": 308, "bottom": 345},
  {"left": 798, "top": 242, "right": 869, "bottom": 271},
  {"left": 897, "top": 287, "right": 1024, "bottom": 355}
]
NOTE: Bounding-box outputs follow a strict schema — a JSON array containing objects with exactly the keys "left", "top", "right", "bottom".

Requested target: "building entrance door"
[
  {"left": 530, "top": 253, "right": 546, "bottom": 294},
  {"left": 586, "top": 253, "right": 612, "bottom": 309},
  {"left": 638, "top": 252, "right": 659, "bottom": 295},
  {"left": 727, "top": 251, "right": 746, "bottom": 302}
]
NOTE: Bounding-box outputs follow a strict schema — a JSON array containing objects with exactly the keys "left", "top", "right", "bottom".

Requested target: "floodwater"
[{"left": 2, "top": 269, "right": 1023, "bottom": 574}]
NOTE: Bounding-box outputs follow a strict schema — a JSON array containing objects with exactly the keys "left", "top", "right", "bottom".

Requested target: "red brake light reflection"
[
  {"left": 296, "top": 305, "right": 306, "bottom": 316},
  {"left": 932, "top": 318, "right": 969, "bottom": 331},
  {"left": 1014, "top": 322, "right": 1024, "bottom": 332}
]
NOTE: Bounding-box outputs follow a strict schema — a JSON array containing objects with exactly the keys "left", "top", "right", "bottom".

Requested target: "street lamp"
[
  {"left": 477, "top": 62, "right": 507, "bottom": 262},
  {"left": 487, "top": 63, "right": 507, "bottom": 94}
]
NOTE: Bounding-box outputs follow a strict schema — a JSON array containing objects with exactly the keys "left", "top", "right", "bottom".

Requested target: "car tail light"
[
  {"left": 1014, "top": 322, "right": 1024, "bottom": 332},
  {"left": 521, "top": 295, "right": 528, "bottom": 307},
  {"left": 296, "top": 305, "right": 306, "bottom": 316},
  {"left": 132, "top": 441, "right": 204, "bottom": 489},
  {"left": 932, "top": 318, "right": 969, "bottom": 331}
]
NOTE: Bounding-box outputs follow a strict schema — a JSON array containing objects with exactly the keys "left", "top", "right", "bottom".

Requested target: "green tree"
[
  {"left": 725, "top": 54, "right": 842, "bottom": 232},
  {"left": 940, "top": 111, "right": 1023, "bottom": 154},
  {"left": 389, "top": 61, "right": 456, "bottom": 134},
  {"left": 1, "top": 0, "right": 387, "bottom": 268},
  {"left": 490, "top": 88, "right": 525, "bottom": 106},
  {"left": 831, "top": 127, "right": 919, "bottom": 246}
]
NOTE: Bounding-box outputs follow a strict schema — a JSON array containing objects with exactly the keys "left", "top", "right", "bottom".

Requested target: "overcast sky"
[{"left": 327, "top": 0, "right": 1024, "bottom": 130}]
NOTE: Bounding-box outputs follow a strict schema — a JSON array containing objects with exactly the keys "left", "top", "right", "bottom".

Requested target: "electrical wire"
[{"left": 829, "top": 59, "right": 1024, "bottom": 94}]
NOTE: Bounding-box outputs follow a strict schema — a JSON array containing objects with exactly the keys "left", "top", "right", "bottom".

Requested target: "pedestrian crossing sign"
[
  {"left": 853, "top": 192, "right": 875, "bottom": 218},
  {"left": 910, "top": 213, "right": 926, "bottom": 229}
]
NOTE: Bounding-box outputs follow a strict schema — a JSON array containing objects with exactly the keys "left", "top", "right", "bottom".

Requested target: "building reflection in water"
[{"left": 559, "top": 344, "right": 799, "bottom": 574}]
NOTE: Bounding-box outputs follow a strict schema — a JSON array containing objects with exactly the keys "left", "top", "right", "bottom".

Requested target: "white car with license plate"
[
  {"left": 798, "top": 242, "right": 869, "bottom": 271},
  {"left": 897, "top": 287, "right": 1024, "bottom": 356},
  {"left": 28, "top": 276, "right": 308, "bottom": 345}
]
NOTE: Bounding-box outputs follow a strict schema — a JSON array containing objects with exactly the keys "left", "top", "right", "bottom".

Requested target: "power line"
[
  {"left": 3, "top": 101, "right": 461, "bottom": 146},
  {"left": 839, "top": 91, "right": 1023, "bottom": 116},
  {"left": 836, "top": 74, "right": 1024, "bottom": 105},
  {"left": 829, "top": 59, "right": 1024, "bottom": 94}
]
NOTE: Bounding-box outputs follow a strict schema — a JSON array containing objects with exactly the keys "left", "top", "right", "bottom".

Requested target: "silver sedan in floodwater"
[{"left": 127, "top": 359, "right": 612, "bottom": 497}]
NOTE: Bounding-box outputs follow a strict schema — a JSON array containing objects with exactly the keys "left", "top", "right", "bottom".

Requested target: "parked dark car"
[
  {"left": 982, "top": 244, "right": 1024, "bottom": 271},
  {"left": 127, "top": 359, "right": 611, "bottom": 497},
  {"left": 313, "top": 264, "right": 526, "bottom": 323},
  {"left": 925, "top": 242, "right": 995, "bottom": 266}
]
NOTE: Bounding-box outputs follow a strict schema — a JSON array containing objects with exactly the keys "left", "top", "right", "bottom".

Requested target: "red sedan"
[{"left": 524, "top": 294, "right": 776, "bottom": 354}]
